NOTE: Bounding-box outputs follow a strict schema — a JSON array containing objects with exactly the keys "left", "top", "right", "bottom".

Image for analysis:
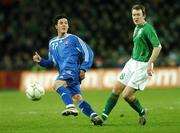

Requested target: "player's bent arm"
[
  {"left": 147, "top": 45, "right": 162, "bottom": 76},
  {"left": 38, "top": 49, "right": 54, "bottom": 68},
  {"left": 148, "top": 45, "right": 162, "bottom": 64},
  {"left": 76, "top": 37, "right": 94, "bottom": 71},
  {"left": 79, "top": 43, "right": 94, "bottom": 71},
  {"left": 79, "top": 70, "right": 85, "bottom": 80},
  {"left": 39, "top": 58, "right": 54, "bottom": 68}
]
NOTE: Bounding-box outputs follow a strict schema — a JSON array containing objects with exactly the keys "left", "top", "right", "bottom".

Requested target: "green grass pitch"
[{"left": 0, "top": 88, "right": 180, "bottom": 133}]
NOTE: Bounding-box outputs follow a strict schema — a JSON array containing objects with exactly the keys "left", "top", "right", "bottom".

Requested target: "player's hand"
[
  {"left": 33, "top": 52, "right": 42, "bottom": 63},
  {"left": 147, "top": 62, "right": 153, "bottom": 76},
  {"left": 80, "top": 70, "right": 85, "bottom": 80}
]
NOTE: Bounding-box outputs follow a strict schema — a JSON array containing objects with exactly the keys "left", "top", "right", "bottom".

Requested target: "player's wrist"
[
  {"left": 80, "top": 69, "right": 86, "bottom": 73},
  {"left": 147, "top": 61, "right": 153, "bottom": 65}
]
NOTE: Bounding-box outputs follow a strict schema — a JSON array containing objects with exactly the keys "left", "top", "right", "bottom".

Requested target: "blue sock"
[
  {"left": 56, "top": 86, "right": 74, "bottom": 108},
  {"left": 78, "top": 100, "right": 95, "bottom": 117}
]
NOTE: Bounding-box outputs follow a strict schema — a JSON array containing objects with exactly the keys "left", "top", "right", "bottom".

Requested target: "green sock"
[
  {"left": 103, "top": 93, "right": 120, "bottom": 117},
  {"left": 128, "top": 98, "right": 144, "bottom": 116}
]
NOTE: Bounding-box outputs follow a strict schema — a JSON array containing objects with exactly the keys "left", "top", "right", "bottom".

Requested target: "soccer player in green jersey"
[{"left": 93, "top": 4, "right": 162, "bottom": 126}]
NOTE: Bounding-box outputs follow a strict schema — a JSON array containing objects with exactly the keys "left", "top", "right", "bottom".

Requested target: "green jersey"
[{"left": 132, "top": 22, "right": 160, "bottom": 62}]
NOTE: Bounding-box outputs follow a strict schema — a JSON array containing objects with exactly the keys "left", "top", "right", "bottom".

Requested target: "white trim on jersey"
[
  {"left": 48, "top": 52, "right": 56, "bottom": 65},
  {"left": 76, "top": 47, "right": 81, "bottom": 52},
  {"left": 52, "top": 55, "right": 56, "bottom": 65},
  {"left": 158, "top": 44, "right": 162, "bottom": 48},
  {"left": 77, "top": 38, "right": 89, "bottom": 62},
  {"left": 49, "top": 34, "right": 71, "bottom": 45}
]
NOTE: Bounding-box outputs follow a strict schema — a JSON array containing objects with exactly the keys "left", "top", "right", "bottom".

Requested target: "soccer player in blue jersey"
[{"left": 33, "top": 14, "right": 97, "bottom": 123}]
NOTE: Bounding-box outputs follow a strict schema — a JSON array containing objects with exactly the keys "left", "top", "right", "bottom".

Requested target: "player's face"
[
  {"left": 132, "top": 9, "right": 145, "bottom": 25},
  {"left": 55, "top": 18, "right": 69, "bottom": 35}
]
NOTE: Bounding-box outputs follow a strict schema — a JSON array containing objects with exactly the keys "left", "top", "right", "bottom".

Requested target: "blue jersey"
[{"left": 39, "top": 34, "right": 94, "bottom": 85}]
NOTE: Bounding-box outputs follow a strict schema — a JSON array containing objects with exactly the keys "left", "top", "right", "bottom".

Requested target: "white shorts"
[{"left": 117, "top": 58, "right": 151, "bottom": 90}]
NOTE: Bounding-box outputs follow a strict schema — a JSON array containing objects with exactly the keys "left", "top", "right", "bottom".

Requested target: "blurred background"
[
  {"left": 0, "top": 0, "right": 179, "bottom": 70},
  {"left": 0, "top": 0, "right": 180, "bottom": 90},
  {"left": 1, "top": 1, "right": 180, "bottom": 132}
]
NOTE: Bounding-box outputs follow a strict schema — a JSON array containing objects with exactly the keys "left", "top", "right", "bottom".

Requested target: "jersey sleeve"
[
  {"left": 76, "top": 37, "right": 94, "bottom": 71},
  {"left": 39, "top": 42, "right": 54, "bottom": 68},
  {"left": 146, "top": 25, "right": 161, "bottom": 47}
]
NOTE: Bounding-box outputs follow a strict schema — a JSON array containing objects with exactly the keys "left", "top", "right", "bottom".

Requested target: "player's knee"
[
  {"left": 72, "top": 94, "right": 83, "bottom": 104},
  {"left": 122, "top": 93, "right": 135, "bottom": 102},
  {"left": 112, "top": 82, "right": 124, "bottom": 94},
  {"left": 123, "top": 96, "right": 131, "bottom": 102},
  {"left": 53, "top": 80, "right": 67, "bottom": 90}
]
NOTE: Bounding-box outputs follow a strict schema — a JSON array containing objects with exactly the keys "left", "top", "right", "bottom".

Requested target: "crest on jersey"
[{"left": 64, "top": 41, "right": 69, "bottom": 45}]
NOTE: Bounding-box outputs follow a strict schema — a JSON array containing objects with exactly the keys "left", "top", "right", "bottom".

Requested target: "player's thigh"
[
  {"left": 121, "top": 86, "right": 136, "bottom": 102},
  {"left": 117, "top": 59, "right": 134, "bottom": 87},
  {"left": 128, "top": 68, "right": 149, "bottom": 91},
  {"left": 53, "top": 80, "right": 67, "bottom": 90},
  {"left": 112, "top": 80, "right": 126, "bottom": 94}
]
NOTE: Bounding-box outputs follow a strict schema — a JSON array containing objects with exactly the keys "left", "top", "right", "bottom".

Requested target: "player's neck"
[
  {"left": 58, "top": 33, "right": 68, "bottom": 38},
  {"left": 137, "top": 21, "right": 146, "bottom": 27}
]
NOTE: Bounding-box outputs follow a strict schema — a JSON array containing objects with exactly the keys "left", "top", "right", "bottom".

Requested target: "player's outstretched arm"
[
  {"left": 33, "top": 52, "right": 42, "bottom": 63},
  {"left": 33, "top": 51, "right": 54, "bottom": 68}
]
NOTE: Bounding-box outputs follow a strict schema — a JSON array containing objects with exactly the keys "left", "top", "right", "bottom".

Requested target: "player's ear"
[
  {"left": 143, "top": 11, "right": 146, "bottom": 18},
  {"left": 143, "top": 13, "right": 146, "bottom": 18},
  {"left": 55, "top": 24, "right": 58, "bottom": 30},
  {"left": 67, "top": 23, "right": 69, "bottom": 29}
]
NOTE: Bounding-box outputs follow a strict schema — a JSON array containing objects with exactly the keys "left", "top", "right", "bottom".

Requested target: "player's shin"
[
  {"left": 56, "top": 86, "right": 74, "bottom": 108},
  {"left": 102, "top": 93, "right": 120, "bottom": 117},
  {"left": 78, "top": 100, "right": 96, "bottom": 117},
  {"left": 128, "top": 98, "right": 145, "bottom": 116}
]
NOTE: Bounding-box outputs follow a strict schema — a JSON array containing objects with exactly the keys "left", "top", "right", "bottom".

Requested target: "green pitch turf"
[{"left": 0, "top": 88, "right": 180, "bottom": 133}]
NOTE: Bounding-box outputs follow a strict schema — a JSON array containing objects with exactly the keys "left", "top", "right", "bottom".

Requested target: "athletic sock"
[
  {"left": 103, "top": 93, "right": 120, "bottom": 116},
  {"left": 56, "top": 86, "right": 74, "bottom": 108},
  {"left": 78, "top": 100, "right": 95, "bottom": 117},
  {"left": 101, "top": 113, "right": 108, "bottom": 121},
  {"left": 128, "top": 98, "right": 144, "bottom": 116}
]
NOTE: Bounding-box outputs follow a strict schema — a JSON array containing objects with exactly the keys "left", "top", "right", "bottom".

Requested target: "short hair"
[
  {"left": 53, "top": 14, "right": 68, "bottom": 25},
  {"left": 132, "top": 4, "right": 146, "bottom": 16}
]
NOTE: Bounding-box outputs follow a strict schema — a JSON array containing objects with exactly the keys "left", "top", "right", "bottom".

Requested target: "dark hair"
[
  {"left": 53, "top": 14, "right": 68, "bottom": 25},
  {"left": 132, "top": 4, "right": 146, "bottom": 16}
]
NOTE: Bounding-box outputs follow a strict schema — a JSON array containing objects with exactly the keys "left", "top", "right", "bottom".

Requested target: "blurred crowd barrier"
[
  {"left": 0, "top": 71, "right": 21, "bottom": 90},
  {"left": 0, "top": 67, "right": 180, "bottom": 90}
]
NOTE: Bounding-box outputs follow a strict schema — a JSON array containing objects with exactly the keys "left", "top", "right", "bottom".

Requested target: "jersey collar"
[
  {"left": 57, "top": 33, "right": 71, "bottom": 39},
  {"left": 137, "top": 21, "right": 147, "bottom": 28}
]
